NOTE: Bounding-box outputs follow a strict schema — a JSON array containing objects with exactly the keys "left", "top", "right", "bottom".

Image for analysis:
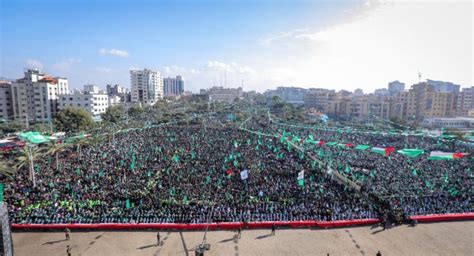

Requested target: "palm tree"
[
  {"left": 15, "top": 145, "right": 45, "bottom": 187},
  {"left": 74, "top": 138, "right": 91, "bottom": 160},
  {"left": 0, "top": 160, "right": 16, "bottom": 177},
  {"left": 46, "top": 142, "right": 68, "bottom": 170}
]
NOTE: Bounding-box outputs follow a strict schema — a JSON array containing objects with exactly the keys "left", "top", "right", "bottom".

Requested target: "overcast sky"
[{"left": 1, "top": 0, "right": 472, "bottom": 93}]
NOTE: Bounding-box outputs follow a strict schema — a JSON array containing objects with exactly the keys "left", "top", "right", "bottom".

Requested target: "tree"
[
  {"left": 0, "top": 160, "right": 16, "bottom": 177},
  {"left": 101, "top": 105, "right": 125, "bottom": 123},
  {"left": 54, "top": 107, "right": 94, "bottom": 133},
  {"left": 15, "top": 145, "right": 45, "bottom": 187},
  {"left": 46, "top": 142, "right": 68, "bottom": 170},
  {"left": 0, "top": 121, "right": 23, "bottom": 136},
  {"left": 29, "top": 123, "right": 51, "bottom": 134},
  {"left": 128, "top": 105, "right": 145, "bottom": 116}
]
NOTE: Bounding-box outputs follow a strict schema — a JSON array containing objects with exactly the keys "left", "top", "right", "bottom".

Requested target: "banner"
[{"left": 240, "top": 170, "right": 249, "bottom": 180}]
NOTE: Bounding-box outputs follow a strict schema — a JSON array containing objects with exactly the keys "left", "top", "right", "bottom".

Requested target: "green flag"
[
  {"left": 183, "top": 195, "right": 188, "bottom": 205},
  {"left": 344, "top": 165, "right": 351, "bottom": 174},
  {"left": 412, "top": 169, "right": 417, "bottom": 176},
  {"left": 172, "top": 154, "right": 179, "bottom": 163},
  {"left": 0, "top": 183, "right": 3, "bottom": 202},
  {"left": 125, "top": 199, "right": 131, "bottom": 209}
]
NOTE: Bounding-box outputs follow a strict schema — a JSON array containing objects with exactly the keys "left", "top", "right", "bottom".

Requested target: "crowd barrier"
[
  {"left": 11, "top": 219, "right": 378, "bottom": 231},
  {"left": 11, "top": 213, "right": 472, "bottom": 231},
  {"left": 410, "top": 212, "right": 474, "bottom": 222}
]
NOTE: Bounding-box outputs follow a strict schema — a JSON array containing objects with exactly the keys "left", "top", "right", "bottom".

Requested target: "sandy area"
[{"left": 12, "top": 221, "right": 473, "bottom": 256}]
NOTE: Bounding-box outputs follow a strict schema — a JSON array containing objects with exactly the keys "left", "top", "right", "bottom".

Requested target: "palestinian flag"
[
  {"left": 428, "top": 151, "right": 467, "bottom": 160},
  {"left": 225, "top": 169, "right": 233, "bottom": 176},
  {"left": 317, "top": 141, "right": 326, "bottom": 146},
  {"left": 372, "top": 147, "right": 395, "bottom": 156},
  {"left": 397, "top": 149, "right": 424, "bottom": 158}
]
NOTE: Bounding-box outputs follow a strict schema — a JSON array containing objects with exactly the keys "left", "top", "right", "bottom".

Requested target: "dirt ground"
[{"left": 12, "top": 221, "right": 473, "bottom": 256}]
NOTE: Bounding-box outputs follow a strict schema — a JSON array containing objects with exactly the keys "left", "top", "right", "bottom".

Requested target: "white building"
[
  {"left": 422, "top": 117, "right": 474, "bottom": 129},
  {"left": 130, "top": 69, "right": 163, "bottom": 105},
  {"left": 0, "top": 81, "right": 13, "bottom": 120},
  {"left": 11, "top": 69, "right": 68, "bottom": 124},
  {"left": 83, "top": 84, "right": 103, "bottom": 94},
  {"left": 108, "top": 95, "right": 122, "bottom": 106},
  {"left": 58, "top": 85, "right": 109, "bottom": 117}
]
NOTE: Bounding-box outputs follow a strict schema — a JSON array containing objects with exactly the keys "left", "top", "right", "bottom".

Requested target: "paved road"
[{"left": 12, "top": 221, "right": 473, "bottom": 256}]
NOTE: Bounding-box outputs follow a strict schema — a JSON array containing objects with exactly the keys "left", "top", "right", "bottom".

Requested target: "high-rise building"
[
  {"left": 456, "top": 87, "right": 474, "bottom": 116},
  {"left": 405, "top": 83, "right": 455, "bottom": 120},
  {"left": 11, "top": 69, "right": 68, "bottom": 124},
  {"left": 130, "top": 69, "right": 163, "bottom": 105},
  {"left": 388, "top": 81, "right": 405, "bottom": 96},
  {"left": 426, "top": 79, "right": 460, "bottom": 93},
  {"left": 0, "top": 81, "right": 13, "bottom": 120},
  {"left": 163, "top": 76, "right": 184, "bottom": 97}
]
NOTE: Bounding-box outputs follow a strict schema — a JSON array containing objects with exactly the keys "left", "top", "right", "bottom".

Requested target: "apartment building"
[{"left": 11, "top": 69, "right": 68, "bottom": 124}]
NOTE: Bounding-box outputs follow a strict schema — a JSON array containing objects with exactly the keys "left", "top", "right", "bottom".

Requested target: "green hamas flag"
[
  {"left": 172, "top": 154, "right": 179, "bottom": 163},
  {"left": 0, "top": 183, "right": 3, "bottom": 202},
  {"left": 125, "top": 199, "right": 131, "bottom": 209},
  {"left": 130, "top": 155, "right": 136, "bottom": 170},
  {"left": 355, "top": 145, "right": 371, "bottom": 150},
  {"left": 397, "top": 149, "right": 425, "bottom": 158},
  {"left": 412, "top": 169, "right": 417, "bottom": 176},
  {"left": 344, "top": 165, "right": 351, "bottom": 174},
  {"left": 183, "top": 195, "right": 188, "bottom": 205},
  {"left": 297, "top": 170, "right": 304, "bottom": 187}
]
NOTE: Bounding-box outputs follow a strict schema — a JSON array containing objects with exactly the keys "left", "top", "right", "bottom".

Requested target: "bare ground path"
[{"left": 12, "top": 221, "right": 473, "bottom": 256}]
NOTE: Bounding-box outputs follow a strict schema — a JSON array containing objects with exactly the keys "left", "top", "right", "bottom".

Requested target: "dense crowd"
[
  {"left": 3, "top": 113, "right": 472, "bottom": 224},
  {"left": 4, "top": 124, "right": 374, "bottom": 224},
  {"left": 267, "top": 120, "right": 473, "bottom": 216}
]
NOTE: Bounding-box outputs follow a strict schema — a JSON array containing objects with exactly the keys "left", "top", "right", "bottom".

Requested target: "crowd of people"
[
  {"left": 2, "top": 112, "right": 472, "bottom": 224},
  {"left": 266, "top": 119, "right": 473, "bottom": 217}
]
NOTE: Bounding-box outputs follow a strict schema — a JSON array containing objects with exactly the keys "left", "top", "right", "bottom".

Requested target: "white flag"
[
  {"left": 297, "top": 170, "right": 304, "bottom": 180},
  {"left": 240, "top": 169, "right": 249, "bottom": 180}
]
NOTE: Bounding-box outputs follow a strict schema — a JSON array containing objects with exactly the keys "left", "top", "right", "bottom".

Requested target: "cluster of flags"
[{"left": 280, "top": 132, "right": 469, "bottom": 160}]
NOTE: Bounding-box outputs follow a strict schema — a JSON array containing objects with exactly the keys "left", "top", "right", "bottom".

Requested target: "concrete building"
[
  {"left": 83, "top": 84, "right": 103, "bottom": 94},
  {"left": 388, "top": 81, "right": 405, "bottom": 96},
  {"left": 405, "top": 83, "right": 455, "bottom": 121},
  {"left": 353, "top": 88, "right": 364, "bottom": 97},
  {"left": 201, "top": 86, "right": 243, "bottom": 102},
  {"left": 11, "top": 69, "right": 68, "bottom": 124},
  {"left": 108, "top": 95, "right": 122, "bottom": 106},
  {"left": 374, "top": 88, "right": 389, "bottom": 97},
  {"left": 0, "top": 81, "right": 13, "bottom": 120},
  {"left": 422, "top": 117, "right": 474, "bottom": 129},
  {"left": 163, "top": 75, "right": 184, "bottom": 97},
  {"left": 456, "top": 87, "right": 474, "bottom": 116},
  {"left": 58, "top": 85, "right": 108, "bottom": 117},
  {"left": 130, "top": 69, "right": 163, "bottom": 105},
  {"left": 106, "top": 84, "right": 129, "bottom": 104},
  {"left": 106, "top": 84, "right": 125, "bottom": 95},
  {"left": 265, "top": 87, "right": 306, "bottom": 105},
  {"left": 304, "top": 89, "right": 336, "bottom": 113},
  {"left": 426, "top": 79, "right": 460, "bottom": 93}
]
